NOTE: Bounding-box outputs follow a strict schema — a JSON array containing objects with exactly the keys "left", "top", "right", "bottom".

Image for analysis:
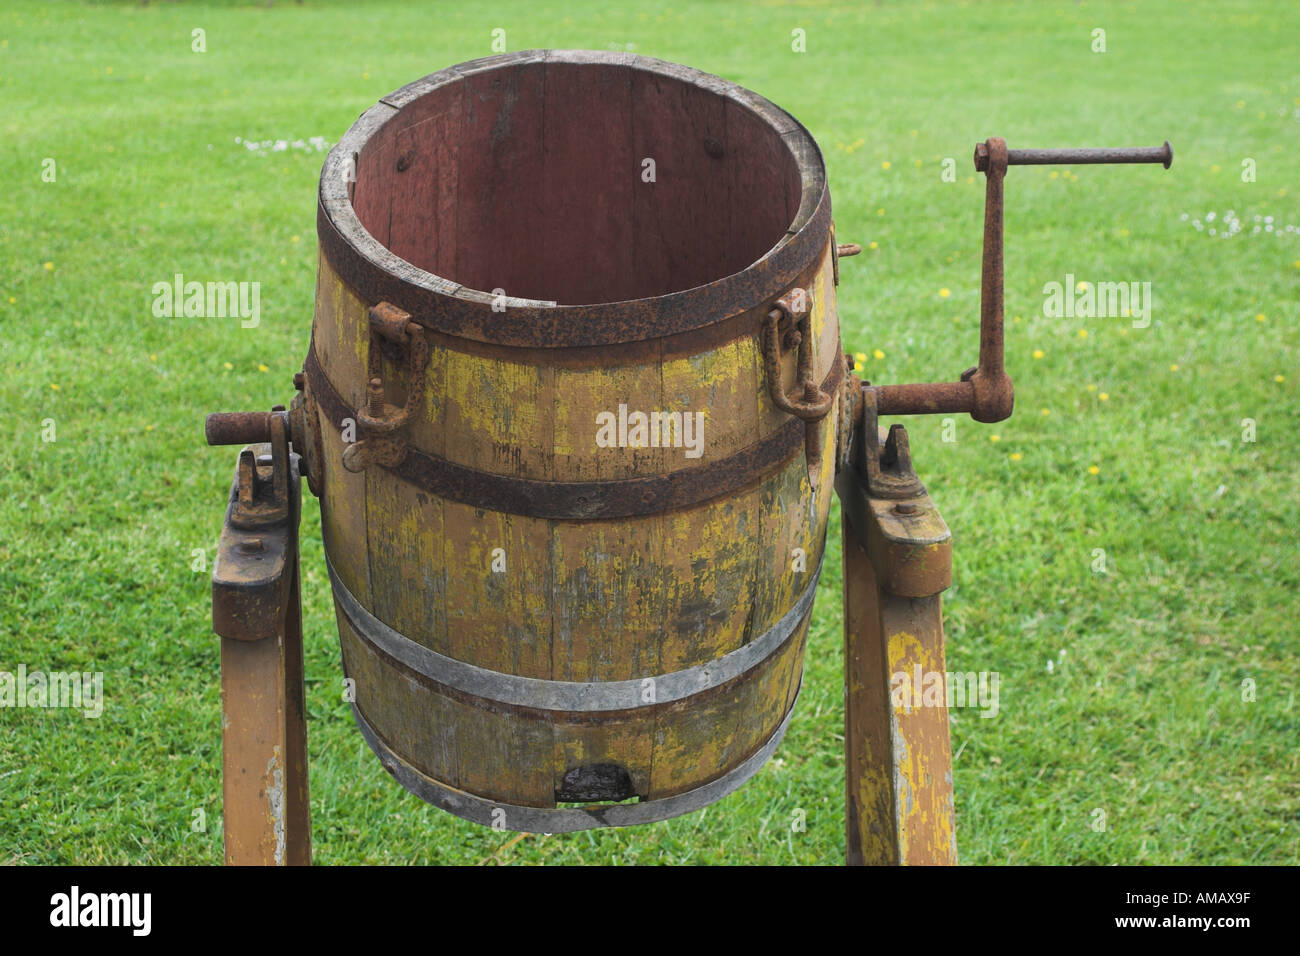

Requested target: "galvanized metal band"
[
  {"left": 328, "top": 555, "right": 819, "bottom": 713},
  {"left": 318, "top": 50, "right": 831, "bottom": 350},
  {"left": 305, "top": 341, "right": 842, "bottom": 521},
  {"left": 351, "top": 688, "right": 799, "bottom": 833}
]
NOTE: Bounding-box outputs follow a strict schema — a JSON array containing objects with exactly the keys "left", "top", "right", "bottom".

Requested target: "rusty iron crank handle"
[{"left": 867, "top": 138, "right": 1173, "bottom": 424}]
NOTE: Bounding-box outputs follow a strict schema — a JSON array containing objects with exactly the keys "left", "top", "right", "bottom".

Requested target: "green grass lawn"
[{"left": 1, "top": 0, "right": 1296, "bottom": 865}]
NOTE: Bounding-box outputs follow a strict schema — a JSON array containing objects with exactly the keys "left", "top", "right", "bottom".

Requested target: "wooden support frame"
[
  {"left": 836, "top": 422, "right": 957, "bottom": 865},
  {"left": 206, "top": 422, "right": 954, "bottom": 867},
  {"left": 212, "top": 442, "right": 312, "bottom": 866}
]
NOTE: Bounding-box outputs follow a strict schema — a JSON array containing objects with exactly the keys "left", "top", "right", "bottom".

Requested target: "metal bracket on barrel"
[
  {"left": 762, "top": 293, "right": 835, "bottom": 487},
  {"left": 206, "top": 408, "right": 312, "bottom": 866},
  {"left": 341, "top": 301, "right": 430, "bottom": 474}
]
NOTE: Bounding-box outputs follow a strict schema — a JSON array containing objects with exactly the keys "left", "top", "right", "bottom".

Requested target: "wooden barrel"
[{"left": 302, "top": 50, "right": 847, "bottom": 831}]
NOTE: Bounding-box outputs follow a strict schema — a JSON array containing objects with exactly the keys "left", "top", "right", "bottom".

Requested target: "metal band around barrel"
[
  {"left": 305, "top": 342, "right": 842, "bottom": 521},
  {"left": 352, "top": 687, "right": 799, "bottom": 833},
  {"left": 328, "top": 556, "right": 819, "bottom": 713}
]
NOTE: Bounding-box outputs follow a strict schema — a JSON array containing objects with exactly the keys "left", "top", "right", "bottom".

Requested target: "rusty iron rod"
[
  {"left": 972, "top": 138, "right": 1011, "bottom": 423},
  {"left": 994, "top": 143, "right": 1173, "bottom": 169},
  {"left": 873, "top": 380, "right": 975, "bottom": 417},
  {"left": 206, "top": 410, "right": 288, "bottom": 447}
]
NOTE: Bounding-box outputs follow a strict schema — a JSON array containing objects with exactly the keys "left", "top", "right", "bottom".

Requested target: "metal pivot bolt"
[{"left": 866, "top": 136, "right": 1173, "bottom": 424}]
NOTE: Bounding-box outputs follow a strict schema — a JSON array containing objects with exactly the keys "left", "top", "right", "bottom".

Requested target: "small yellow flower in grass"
[
  {"left": 1077, "top": 328, "right": 1088, "bottom": 339},
  {"left": 1281, "top": 188, "right": 1289, "bottom": 198},
  {"left": 1088, "top": 465, "right": 1100, "bottom": 475},
  {"left": 1275, "top": 374, "right": 1285, "bottom": 383},
  {"left": 291, "top": 235, "right": 300, "bottom": 244},
  {"left": 50, "top": 383, "right": 60, "bottom": 391},
  {"left": 106, "top": 66, "right": 113, "bottom": 75},
  {"left": 1050, "top": 171, "right": 1060, "bottom": 179},
  {"left": 873, "top": 349, "right": 885, "bottom": 360},
  {"left": 939, "top": 288, "right": 951, "bottom": 298},
  {"left": 149, "top": 353, "right": 157, "bottom": 362},
  {"left": 989, "top": 434, "right": 1001, "bottom": 443},
  {"left": 1118, "top": 228, "right": 1129, "bottom": 237},
  {"left": 1099, "top": 392, "right": 1109, "bottom": 401},
  {"left": 362, "top": 72, "right": 370, "bottom": 81},
  {"left": 1210, "top": 164, "right": 1221, "bottom": 173},
  {"left": 1012, "top": 315, "right": 1021, "bottom": 324},
  {"left": 257, "top": 363, "right": 269, "bottom": 372},
  {"left": 280, "top": 257, "right": 287, "bottom": 265},
  {"left": 7, "top": 297, "right": 14, "bottom": 304},
  {"left": 1009, "top": 452, "right": 1023, "bottom": 461},
  {"left": 43, "top": 261, "right": 54, "bottom": 271},
  {"left": 1235, "top": 100, "right": 1245, "bottom": 109},
  {"left": 1075, "top": 280, "right": 1088, "bottom": 292},
  {"left": 876, "top": 208, "right": 885, "bottom": 217},
  {"left": 1120, "top": 327, "right": 1129, "bottom": 336},
  {"left": 1256, "top": 313, "right": 1266, "bottom": 322},
  {"left": 868, "top": 241, "right": 878, "bottom": 250},
  {"left": 223, "top": 362, "right": 233, "bottom": 370},
  {"left": 1040, "top": 408, "right": 1050, "bottom": 416},
  {"left": 854, "top": 351, "right": 867, "bottom": 363},
  {"left": 1169, "top": 364, "right": 1179, "bottom": 372},
  {"left": 145, "top": 424, "right": 155, "bottom": 432},
  {"left": 1032, "top": 349, "right": 1044, "bottom": 359},
  {"left": 881, "top": 161, "right": 891, "bottom": 170}
]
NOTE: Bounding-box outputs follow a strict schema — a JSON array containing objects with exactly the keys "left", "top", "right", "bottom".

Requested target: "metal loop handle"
[
  {"left": 342, "top": 303, "right": 430, "bottom": 473},
  {"left": 762, "top": 301, "right": 834, "bottom": 420}
]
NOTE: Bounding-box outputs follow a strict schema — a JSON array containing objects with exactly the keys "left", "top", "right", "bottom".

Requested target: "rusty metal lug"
[
  {"left": 212, "top": 440, "right": 301, "bottom": 643},
  {"left": 340, "top": 304, "right": 430, "bottom": 473},
  {"left": 222, "top": 413, "right": 293, "bottom": 530},
  {"left": 835, "top": 407, "right": 950, "bottom": 599},
  {"left": 851, "top": 388, "right": 927, "bottom": 500},
  {"left": 763, "top": 293, "right": 835, "bottom": 487}
]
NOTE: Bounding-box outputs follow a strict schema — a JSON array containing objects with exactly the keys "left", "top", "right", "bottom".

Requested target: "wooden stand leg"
[
  {"left": 212, "top": 439, "right": 311, "bottom": 866},
  {"left": 837, "top": 423, "right": 956, "bottom": 866}
]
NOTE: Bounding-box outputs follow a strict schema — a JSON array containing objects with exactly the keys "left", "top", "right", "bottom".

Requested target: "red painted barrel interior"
[{"left": 351, "top": 60, "right": 804, "bottom": 305}]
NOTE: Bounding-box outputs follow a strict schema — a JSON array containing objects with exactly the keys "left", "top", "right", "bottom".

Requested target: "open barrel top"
[{"left": 317, "top": 49, "right": 831, "bottom": 349}]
